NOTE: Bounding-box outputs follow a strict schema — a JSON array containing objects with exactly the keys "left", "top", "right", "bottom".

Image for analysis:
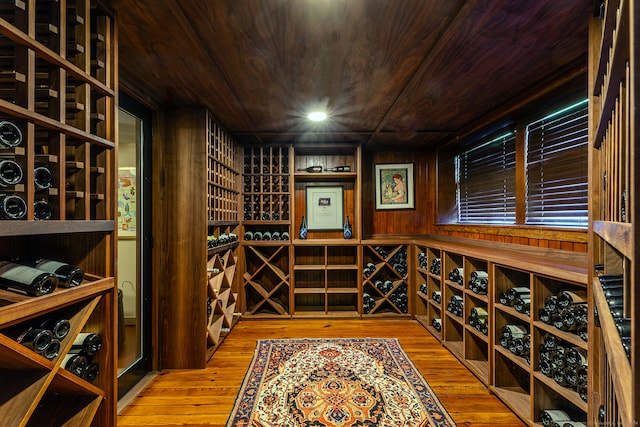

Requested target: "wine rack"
[
  {"left": 414, "top": 244, "right": 443, "bottom": 339},
  {"left": 292, "top": 242, "right": 359, "bottom": 316},
  {"left": 208, "top": 117, "right": 240, "bottom": 222},
  {"left": 206, "top": 241, "right": 238, "bottom": 357},
  {"left": 588, "top": 0, "right": 638, "bottom": 425},
  {"left": 361, "top": 243, "right": 410, "bottom": 317},
  {"left": 242, "top": 243, "right": 291, "bottom": 317},
  {"left": 242, "top": 145, "right": 290, "bottom": 224},
  {"left": 156, "top": 107, "right": 241, "bottom": 368},
  {"left": 0, "top": 1, "right": 116, "bottom": 425},
  {"left": 411, "top": 236, "right": 588, "bottom": 425}
]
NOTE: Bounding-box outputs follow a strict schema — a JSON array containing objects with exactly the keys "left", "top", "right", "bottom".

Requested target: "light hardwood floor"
[{"left": 117, "top": 319, "right": 526, "bottom": 426}]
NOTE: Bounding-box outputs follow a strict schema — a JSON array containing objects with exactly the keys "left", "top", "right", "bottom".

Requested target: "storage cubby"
[
  {"left": 443, "top": 252, "right": 463, "bottom": 288},
  {"left": 242, "top": 243, "right": 290, "bottom": 317},
  {"left": 464, "top": 327, "right": 489, "bottom": 381},
  {"left": 494, "top": 265, "right": 531, "bottom": 319},
  {"left": 532, "top": 275, "right": 586, "bottom": 339},
  {"left": 493, "top": 350, "right": 532, "bottom": 424},
  {"left": 292, "top": 243, "right": 359, "bottom": 317},
  {"left": 533, "top": 379, "right": 587, "bottom": 425},
  {"left": 443, "top": 312, "right": 463, "bottom": 359}
]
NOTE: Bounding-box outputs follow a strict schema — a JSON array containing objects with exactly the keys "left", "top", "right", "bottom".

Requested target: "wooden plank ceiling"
[{"left": 111, "top": 0, "right": 592, "bottom": 150}]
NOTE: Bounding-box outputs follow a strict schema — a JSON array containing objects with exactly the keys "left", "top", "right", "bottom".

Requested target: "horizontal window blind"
[
  {"left": 525, "top": 100, "right": 588, "bottom": 227},
  {"left": 457, "top": 132, "right": 516, "bottom": 224}
]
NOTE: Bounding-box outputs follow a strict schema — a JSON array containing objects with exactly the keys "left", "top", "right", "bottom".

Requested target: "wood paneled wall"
[
  {"left": 362, "top": 150, "right": 435, "bottom": 237},
  {"left": 363, "top": 148, "right": 587, "bottom": 253}
]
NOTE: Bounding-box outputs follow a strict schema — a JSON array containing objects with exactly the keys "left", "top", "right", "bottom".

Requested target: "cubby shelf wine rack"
[{"left": 0, "top": 1, "right": 117, "bottom": 425}]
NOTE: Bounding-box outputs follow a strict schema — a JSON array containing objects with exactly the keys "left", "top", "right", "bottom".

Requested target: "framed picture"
[
  {"left": 375, "top": 163, "right": 415, "bottom": 210},
  {"left": 306, "top": 186, "right": 344, "bottom": 230},
  {"left": 117, "top": 167, "right": 137, "bottom": 238}
]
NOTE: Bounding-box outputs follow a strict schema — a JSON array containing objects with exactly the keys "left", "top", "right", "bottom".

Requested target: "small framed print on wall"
[
  {"left": 375, "top": 163, "right": 414, "bottom": 210},
  {"left": 306, "top": 186, "right": 344, "bottom": 230}
]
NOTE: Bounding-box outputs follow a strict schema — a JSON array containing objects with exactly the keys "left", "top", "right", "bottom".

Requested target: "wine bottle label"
[
  {"left": 0, "top": 262, "right": 49, "bottom": 284},
  {"left": 35, "top": 260, "right": 65, "bottom": 272}
]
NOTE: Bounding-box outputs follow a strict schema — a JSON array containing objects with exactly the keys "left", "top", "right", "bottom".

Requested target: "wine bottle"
[
  {"left": 253, "top": 231, "right": 263, "bottom": 240},
  {"left": 540, "top": 409, "right": 571, "bottom": 427},
  {"left": 25, "top": 258, "right": 84, "bottom": 288},
  {"left": 0, "top": 159, "right": 23, "bottom": 186},
  {"left": 343, "top": 215, "right": 352, "bottom": 239},
  {"left": 324, "top": 165, "right": 351, "bottom": 172},
  {"left": 299, "top": 216, "right": 308, "bottom": 239},
  {"left": 16, "top": 327, "right": 53, "bottom": 352},
  {"left": 244, "top": 231, "right": 254, "bottom": 240},
  {"left": 556, "top": 290, "right": 587, "bottom": 309},
  {"left": 431, "top": 318, "right": 442, "bottom": 332},
  {"left": 271, "top": 231, "right": 281, "bottom": 241},
  {"left": 501, "top": 324, "right": 528, "bottom": 339},
  {"left": 448, "top": 267, "right": 464, "bottom": 284},
  {"left": 431, "top": 290, "right": 441, "bottom": 303},
  {"left": 281, "top": 231, "right": 290, "bottom": 240},
  {"left": 0, "top": 261, "right": 58, "bottom": 296},
  {"left": 42, "top": 338, "right": 60, "bottom": 360},
  {"left": 513, "top": 296, "right": 531, "bottom": 314},
  {"left": 0, "top": 120, "right": 23, "bottom": 147},
  {"left": 34, "top": 166, "right": 53, "bottom": 190},
  {"left": 83, "top": 361, "right": 99, "bottom": 382},
  {"left": 70, "top": 332, "right": 102, "bottom": 356},
  {"left": 0, "top": 193, "right": 27, "bottom": 219},
  {"left": 297, "top": 165, "right": 322, "bottom": 173},
  {"left": 34, "top": 199, "right": 52, "bottom": 220},
  {"left": 62, "top": 353, "right": 88, "bottom": 376},
  {"left": 262, "top": 231, "right": 272, "bottom": 241},
  {"left": 507, "top": 287, "right": 530, "bottom": 302},
  {"left": 40, "top": 317, "right": 71, "bottom": 340}
]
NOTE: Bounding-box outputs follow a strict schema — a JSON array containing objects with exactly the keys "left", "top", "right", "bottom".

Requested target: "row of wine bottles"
[
  {"left": 469, "top": 306, "right": 488, "bottom": 336},
  {"left": 539, "top": 290, "right": 587, "bottom": 340},
  {"left": 597, "top": 274, "right": 631, "bottom": 360},
  {"left": 538, "top": 333, "right": 588, "bottom": 401},
  {"left": 0, "top": 194, "right": 52, "bottom": 220},
  {"left": 62, "top": 332, "right": 103, "bottom": 383},
  {"left": 0, "top": 160, "right": 54, "bottom": 189},
  {"left": 498, "top": 286, "right": 531, "bottom": 315},
  {"left": 540, "top": 409, "right": 586, "bottom": 427},
  {"left": 206, "top": 233, "right": 238, "bottom": 248},
  {"left": 0, "top": 258, "right": 84, "bottom": 296},
  {"left": 446, "top": 294, "right": 463, "bottom": 317},
  {"left": 499, "top": 324, "right": 531, "bottom": 363},
  {"left": 468, "top": 270, "right": 488, "bottom": 295},
  {"left": 244, "top": 230, "right": 290, "bottom": 241}
]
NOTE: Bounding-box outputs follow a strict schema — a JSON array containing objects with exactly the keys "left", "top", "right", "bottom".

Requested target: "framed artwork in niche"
[
  {"left": 375, "top": 163, "right": 414, "bottom": 210},
  {"left": 306, "top": 186, "right": 344, "bottom": 230}
]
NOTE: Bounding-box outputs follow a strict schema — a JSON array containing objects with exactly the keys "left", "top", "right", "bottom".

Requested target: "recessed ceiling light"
[{"left": 307, "top": 111, "right": 327, "bottom": 122}]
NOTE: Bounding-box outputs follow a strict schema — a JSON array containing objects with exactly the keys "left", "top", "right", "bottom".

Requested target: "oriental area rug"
[{"left": 225, "top": 338, "right": 456, "bottom": 427}]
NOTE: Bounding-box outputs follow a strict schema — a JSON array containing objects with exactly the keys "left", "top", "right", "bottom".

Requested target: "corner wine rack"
[
  {"left": 0, "top": 1, "right": 117, "bottom": 425},
  {"left": 588, "top": 0, "right": 638, "bottom": 425}
]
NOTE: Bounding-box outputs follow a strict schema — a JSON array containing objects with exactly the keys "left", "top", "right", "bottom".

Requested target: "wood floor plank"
[{"left": 117, "top": 319, "right": 526, "bottom": 427}]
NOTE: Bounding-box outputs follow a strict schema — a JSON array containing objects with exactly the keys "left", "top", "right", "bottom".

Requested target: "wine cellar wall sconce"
[
  {"left": 305, "top": 186, "right": 344, "bottom": 230},
  {"left": 374, "top": 163, "right": 415, "bottom": 210}
]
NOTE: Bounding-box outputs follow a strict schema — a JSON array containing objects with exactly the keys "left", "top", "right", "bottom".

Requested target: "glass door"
[{"left": 117, "top": 93, "right": 152, "bottom": 398}]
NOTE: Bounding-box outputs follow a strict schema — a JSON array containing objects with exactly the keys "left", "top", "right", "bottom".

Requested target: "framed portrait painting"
[{"left": 375, "top": 163, "right": 414, "bottom": 210}]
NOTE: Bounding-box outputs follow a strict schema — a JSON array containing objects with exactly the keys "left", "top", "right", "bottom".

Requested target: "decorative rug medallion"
[{"left": 226, "top": 338, "right": 457, "bottom": 427}]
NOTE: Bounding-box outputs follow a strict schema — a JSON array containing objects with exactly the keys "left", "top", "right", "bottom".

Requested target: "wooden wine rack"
[
  {"left": 0, "top": 1, "right": 117, "bottom": 425},
  {"left": 156, "top": 106, "right": 241, "bottom": 369},
  {"left": 588, "top": 0, "right": 638, "bottom": 425},
  {"left": 413, "top": 237, "right": 588, "bottom": 426}
]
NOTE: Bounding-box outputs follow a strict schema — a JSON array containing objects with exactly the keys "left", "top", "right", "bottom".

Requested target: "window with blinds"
[
  {"left": 456, "top": 132, "right": 517, "bottom": 224},
  {"left": 525, "top": 100, "right": 588, "bottom": 228}
]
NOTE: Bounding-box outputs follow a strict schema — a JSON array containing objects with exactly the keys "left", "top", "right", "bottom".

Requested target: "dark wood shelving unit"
[{"left": 0, "top": 1, "right": 117, "bottom": 425}]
